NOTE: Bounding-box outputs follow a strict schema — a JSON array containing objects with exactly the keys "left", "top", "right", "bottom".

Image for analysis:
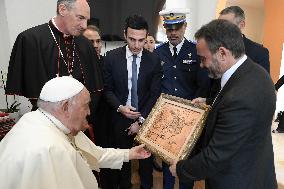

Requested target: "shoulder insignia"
[{"left": 156, "top": 41, "right": 168, "bottom": 49}]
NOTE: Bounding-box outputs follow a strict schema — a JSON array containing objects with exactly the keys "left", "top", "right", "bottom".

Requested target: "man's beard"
[{"left": 207, "top": 58, "right": 223, "bottom": 79}]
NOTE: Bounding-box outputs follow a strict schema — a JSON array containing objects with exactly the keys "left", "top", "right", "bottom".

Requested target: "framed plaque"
[{"left": 135, "top": 93, "right": 210, "bottom": 164}]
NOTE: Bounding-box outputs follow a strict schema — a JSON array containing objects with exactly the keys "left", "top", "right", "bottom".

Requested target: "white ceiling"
[{"left": 227, "top": 0, "right": 263, "bottom": 9}]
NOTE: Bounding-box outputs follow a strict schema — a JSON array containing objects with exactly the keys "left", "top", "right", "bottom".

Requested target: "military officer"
[{"left": 154, "top": 8, "right": 210, "bottom": 189}]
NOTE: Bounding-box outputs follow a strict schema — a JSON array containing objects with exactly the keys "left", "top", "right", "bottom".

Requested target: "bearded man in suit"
[{"left": 170, "top": 19, "right": 277, "bottom": 189}]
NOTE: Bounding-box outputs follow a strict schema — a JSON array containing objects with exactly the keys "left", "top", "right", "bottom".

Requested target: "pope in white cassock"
[{"left": 0, "top": 76, "right": 150, "bottom": 189}]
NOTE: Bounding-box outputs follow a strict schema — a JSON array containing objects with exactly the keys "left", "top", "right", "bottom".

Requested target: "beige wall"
[
  {"left": 263, "top": 0, "right": 284, "bottom": 82},
  {"left": 216, "top": 0, "right": 227, "bottom": 18},
  {"left": 225, "top": 2, "right": 264, "bottom": 44}
]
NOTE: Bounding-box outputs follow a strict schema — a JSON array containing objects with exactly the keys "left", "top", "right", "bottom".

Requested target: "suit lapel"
[
  {"left": 137, "top": 51, "right": 147, "bottom": 99},
  {"left": 161, "top": 42, "right": 174, "bottom": 61},
  {"left": 120, "top": 47, "right": 128, "bottom": 90},
  {"left": 205, "top": 59, "right": 251, "bottom": 141},
  {"left": 211, "top": 59, "right": 250, "bottom": 109}
]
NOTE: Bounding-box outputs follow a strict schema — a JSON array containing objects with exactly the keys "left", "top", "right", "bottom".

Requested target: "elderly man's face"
[
  {"left": 196, "top": 38, "right": 223, "bottom": 79},
  {"left": 61, "top": 0, "right": 90, "bottom": 36},
  {"left": 83, "top": 29, "right": 102, "bottom": 56},
  {"left": 166, "top": 23, "right": 186, "bottom": 46},
  {"left": 68, "top": 88, "right": 91, "bottom": 135}
]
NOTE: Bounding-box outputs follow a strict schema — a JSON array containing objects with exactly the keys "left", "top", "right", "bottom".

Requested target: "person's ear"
[
  {"left": 238, "top": 20, "right": 245, "bottom": 32},
  {"left": 217, "top": 47, "right": 227, "bottom": 61},
  {"left": 124, "top": 30, "right": 127, "bottom": 40},
  {"left": 61, "top": 100, "right": 69, "bottom": 115},
  {"left": 58, "top": 4, "right": 68, "bottom": 17}
]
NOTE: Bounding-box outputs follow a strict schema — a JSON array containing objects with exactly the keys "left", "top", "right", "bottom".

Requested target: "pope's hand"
[{"left": 129, "top": 144, "right": 151, "bottom": 160}]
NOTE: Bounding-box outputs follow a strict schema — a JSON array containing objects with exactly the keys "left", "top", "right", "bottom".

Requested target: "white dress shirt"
[
  {"left": 169, "top": 38, "right": 185, "bottom": 56},
  {"left": 125, "top": 46, "right": 142, "bottom": 107},
  {"left": 221, "top": 55, "right": 247, "bottom": 89}
]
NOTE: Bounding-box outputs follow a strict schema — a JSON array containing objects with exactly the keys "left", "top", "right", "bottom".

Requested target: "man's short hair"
[
  {"left": 124, "top": 15, "right": 148, "bottom": 35},
  {"left": 57, "top": 0, "right": 76, "bottom": 14},
  {"left": 195, "top": 19, "right": 245, "bottom": 59},
  {"left": 220, "top": 6, "right": 245, "bottom": 23},
  {"left": 85, "top": 25, "right": 101, "bottom": 37}
]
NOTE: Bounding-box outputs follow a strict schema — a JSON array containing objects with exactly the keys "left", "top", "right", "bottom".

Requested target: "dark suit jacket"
[
  {"left": 177, "top": 58, "right": 277, "bottom": 189},
  {"left": 243, "top": 35, "right": 270, "bottom": 73},
  {"left": 207, "top": 36, "right": 270, "bottom": 104},
  {"left": 103, "top": 46, "right": 162, "bottom": 120}
]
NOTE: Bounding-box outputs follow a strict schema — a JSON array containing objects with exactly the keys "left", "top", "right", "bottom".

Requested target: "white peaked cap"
[
  {"left": 159, "top": 8, "right": 190, "bottom": 26},
  {"left": 159, "top": 8, "right": 190, "bottom": 16},
  {"left": 39, "top": 76, "right": 84, "bottom": 102}
]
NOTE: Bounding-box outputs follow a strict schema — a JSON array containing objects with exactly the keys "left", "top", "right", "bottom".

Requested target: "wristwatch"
[{"left": 137, "top": 116, "right": 145, "bottom": 126}]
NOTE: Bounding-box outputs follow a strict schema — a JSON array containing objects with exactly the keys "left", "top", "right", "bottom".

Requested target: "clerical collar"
[
  {"left": 169, "top": 38, "right": 185, "bottom": 56},
  {"left": 51, "top": 16, "right": 70, "bottom": 38},
  {"left": 38, "top": 108, "right": 71, "bottom": 134}
]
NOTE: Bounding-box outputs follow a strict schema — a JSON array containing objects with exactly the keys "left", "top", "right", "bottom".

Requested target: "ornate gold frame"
[{"left": 135, "top": 93, "right": 210, "bottom": 164}]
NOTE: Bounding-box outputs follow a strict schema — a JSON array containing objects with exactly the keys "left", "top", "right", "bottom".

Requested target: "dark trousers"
[
  {"left": 277, "top": 111, "right": 284, "bottom": 132},
  {"left": 100, "top": 164, "right": 131, "bottom": 189},
  {"left": 162, "top": 162, "right": 194, "bottom": 189},
  {"left": 101, "top": 113, "right": 153, "bottom": 189},
  {"left": 139, "top": 156, "right": 154, "bottom": 189}
]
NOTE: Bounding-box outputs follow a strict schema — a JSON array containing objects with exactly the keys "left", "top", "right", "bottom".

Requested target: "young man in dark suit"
[
  {"left": 103, "top": 15, "right": 162, "bottom": 189},
  {"left": 170, "top": 19, "right": 277, "bottom": 189}
]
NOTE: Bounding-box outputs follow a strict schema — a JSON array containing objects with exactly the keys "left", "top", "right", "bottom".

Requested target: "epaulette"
[
  {"left": 156, "top": 41, "right": 168, "bottom": 49},
  {"left": 188, "top": 39, "right": 197, "bottom": 45}
]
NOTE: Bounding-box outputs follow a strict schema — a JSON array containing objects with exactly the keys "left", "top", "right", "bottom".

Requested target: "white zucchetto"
[{"left": 39, "top": 76, "right": 84, "bottom": 102}]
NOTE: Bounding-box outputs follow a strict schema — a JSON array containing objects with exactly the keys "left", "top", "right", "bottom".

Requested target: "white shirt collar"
[
  {"left": 169, "top": 38, "right": 185, "bottom": 55},
  {"left": 39, "top": 108, "right": 71, "bottom": 134},
  {"left": 221, "top": 55, "right": 247, "bottom": 88},
  {"left": 126, "top": 45, "right": 143, "bottom": 58}
]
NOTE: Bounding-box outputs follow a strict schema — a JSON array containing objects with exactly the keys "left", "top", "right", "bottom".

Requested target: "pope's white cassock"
[{"left": 0, "top": 109, "right": 129, "bottom": 189}]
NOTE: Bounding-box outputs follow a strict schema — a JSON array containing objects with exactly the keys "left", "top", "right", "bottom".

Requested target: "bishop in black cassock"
[{"left": 5, "top": 19, "right": 103, "bottom": 110}]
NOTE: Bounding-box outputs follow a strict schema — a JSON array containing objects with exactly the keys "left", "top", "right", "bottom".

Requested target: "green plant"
[{"left": 4, "top": 101, "right": 21, "bottom": 113}]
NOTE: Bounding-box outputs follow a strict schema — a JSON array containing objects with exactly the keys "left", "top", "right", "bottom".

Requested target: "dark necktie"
[
  {"left": 131, "top": 55, "right": 138, "bottom": 109},
  {"left": 173, "top": 46, "right": 177, "bottom": 60}
]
